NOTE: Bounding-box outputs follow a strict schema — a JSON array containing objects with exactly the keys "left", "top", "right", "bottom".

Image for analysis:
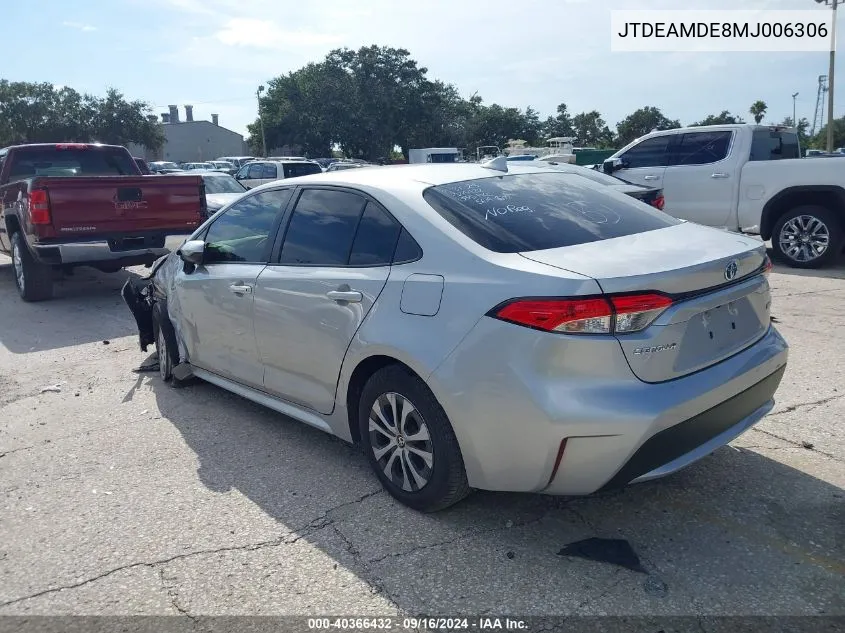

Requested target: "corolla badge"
[
  {"left": 632, "top": 343, "right": 677, "bottom": 355},
  {"left": 724, "top": 259, "right": 739, "bottom": 281}
]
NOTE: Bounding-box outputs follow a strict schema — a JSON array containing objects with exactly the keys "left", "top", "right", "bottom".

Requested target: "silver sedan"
[{"left": 122, "top": 161, "right": 788, "bottom": 512}]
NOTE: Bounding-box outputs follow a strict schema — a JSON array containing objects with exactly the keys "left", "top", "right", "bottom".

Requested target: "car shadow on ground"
[
  {"left": 147, "top": 375, "right": 845, "bottom": 615},
  {"left": 0, "top": 260, "right": 142, "bottom": 353}
]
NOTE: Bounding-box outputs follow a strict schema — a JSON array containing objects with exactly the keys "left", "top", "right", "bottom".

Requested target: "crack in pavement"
[
  {"left": 768, "top": 393, "right": 844, "bottom": 418},
  {"left": 158, "top": 566, "right": 198, "bottom": 622},
  {"left": 750, "top": 427, "right": 843, "bottom": 463},
  {"left": 0, "top": 488, "right": 385, "bottom": 609},
  {"left": 0, "top": 421, "right": 129, "bottom": 459}
]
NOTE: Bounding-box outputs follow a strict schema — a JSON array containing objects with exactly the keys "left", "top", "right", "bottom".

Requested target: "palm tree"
[{"left": 749, "top": 100, "right": 768, "bottom": 124}]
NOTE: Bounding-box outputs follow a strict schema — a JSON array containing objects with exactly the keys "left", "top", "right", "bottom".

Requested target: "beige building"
[{"left": 128, "top": 105, "right": 249, "bottom": 163}]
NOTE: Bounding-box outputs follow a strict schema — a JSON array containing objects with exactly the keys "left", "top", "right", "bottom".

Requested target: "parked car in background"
[
  {"left": 0, "top": 143, "right": 205, "bottom": 301},
  {"left": 526, "top": 160, "right": 665, "bottom": 210},
  {"left": 149, "top": 161, "right": 183, "bottom": 174},
  {"left": 182, "top": 162, "right": 215, "bottom": 171},
  {"left": 602, "top": 124, "right": 845, "bottom": 268},
  {"left": 234, "top": 159, "right": 323, "bottom": 189},
  {"left": 188, "top": 170, "right": 247, "bottom": 218},
  {"left": 122, "top": 162, "right": 786, "bottom": 512},
  {"left": 216, "top": 156, "right": 256, "bottom": 170},
  {"left": 326, "top": 162, "right": 371, "bottom": 172},
  {"left": 207, "top": 160, "right": 236, "bottom": 175},
  {"left": 134, "top": 157, "right": 151, "bottom": 174}
]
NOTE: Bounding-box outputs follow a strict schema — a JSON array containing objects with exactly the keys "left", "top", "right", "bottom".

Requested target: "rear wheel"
[
  {"left": 772, "top": 205, "right": 843, "bottom": 269},
  {"left": 11, "top": 232, "right": 53, "bottom": 302},
  {"left": 358, "top": 365, "right": 470, "bottom": 512},
  {"left": 152, "top": 302, "right": 179, "bottom": 383}
]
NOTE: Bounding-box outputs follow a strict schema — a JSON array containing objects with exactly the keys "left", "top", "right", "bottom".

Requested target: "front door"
[
  {"left": 612, "top": 134, "right": 673, "bottom": 191},
  {"left": 661, "top": 130, "right": 736, "bottom": 227},
  {"left": 174, "top": 189, "right": 292, "bottom": 388},
  {"left": 254, "top": 188, "right": 402, "bottom": 414}
]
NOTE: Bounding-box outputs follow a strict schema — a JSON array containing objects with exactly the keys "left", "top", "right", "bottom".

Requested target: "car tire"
[
  {"left": 358, "top": 365, "right": 471, "bottom": 512},
  {"left": 152, "top": 302, "right": 179, "bottom": 384},
  {"left": 772, "top": 205, "right": 843, "bottom": 269},
  {"left": 11, "top": 232, "right": 53, "bottom": 302}
]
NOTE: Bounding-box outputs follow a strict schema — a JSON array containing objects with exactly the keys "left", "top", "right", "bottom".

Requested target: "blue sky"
[{"left": 6, "top": 0, "right": 844, "bottom": 138}]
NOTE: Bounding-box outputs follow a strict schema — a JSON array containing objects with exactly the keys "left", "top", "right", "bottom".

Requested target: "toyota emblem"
[{"left": 724, "top": 260, "right": 739, "bottom": 281}]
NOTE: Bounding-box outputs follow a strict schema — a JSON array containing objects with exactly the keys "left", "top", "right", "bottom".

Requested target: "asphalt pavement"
[{"left": 0, "top": 238, "right": 842, "bottom": 622}]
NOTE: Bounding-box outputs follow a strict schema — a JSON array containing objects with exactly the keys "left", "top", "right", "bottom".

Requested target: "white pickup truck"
[{"left": 602, "top": 124, "right": 845, "bottom": 268}]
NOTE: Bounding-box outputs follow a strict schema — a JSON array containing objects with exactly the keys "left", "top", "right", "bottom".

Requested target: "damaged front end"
[{"left": 121, "top": 253, "right": 172, "bottom": 352}]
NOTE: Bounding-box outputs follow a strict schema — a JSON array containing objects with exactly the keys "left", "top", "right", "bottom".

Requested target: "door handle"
[
  {"left": 643, "top": 175, "right": 659, "bottom": 181},
  {"left": 711, "top": 172, "right": 729, "bottom": 178},
  {"left": 229, "top": 284, "right": 253, "bottom": 294},
  {"left": 327, "top": 290, "right": 363, "bottom": 303}
]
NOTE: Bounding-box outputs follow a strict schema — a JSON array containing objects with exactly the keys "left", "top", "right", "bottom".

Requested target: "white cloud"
[
  {"left": 62, "top": 21, "right": 96, "bottom": 32},
  {"left": 214, "top": 18, "right": 343, "bottom": 50}
]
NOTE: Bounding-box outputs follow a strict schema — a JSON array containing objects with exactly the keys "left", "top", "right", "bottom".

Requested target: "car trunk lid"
[{"left": 520, "top": 223, "right": 772, "bottom": 383}]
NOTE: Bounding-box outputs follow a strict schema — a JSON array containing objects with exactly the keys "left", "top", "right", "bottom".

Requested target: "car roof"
[{"left": 247, "top": 162, "right": 574, "bottom": 195}]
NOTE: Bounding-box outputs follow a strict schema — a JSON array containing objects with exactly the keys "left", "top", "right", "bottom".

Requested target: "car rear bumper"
[
  {"left": 33, "top": 237, "right": 168, "bottom": 266},
  {"left": 429, "top": 320, "right": 788, "bottom": 495}
]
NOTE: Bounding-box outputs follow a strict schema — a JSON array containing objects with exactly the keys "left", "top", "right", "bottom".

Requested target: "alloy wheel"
[
  {"left": 778, "top": 215, "right": 830, "bottom": 263},
  {"left": 368, "top": 392, "right": 434, "bottom": 492}
]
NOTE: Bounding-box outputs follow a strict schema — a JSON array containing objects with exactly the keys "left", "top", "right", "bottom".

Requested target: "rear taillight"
[
  {"left": 492, "top": 292, "right": 673, "bottom": 335},
  {"left": 762, "top": 254, "right": 773, "bottom": 277},
  {"left": 29, "top": 189, "right": 51, "bottom": 225},
  {"left": 651, "top": 194, "right": 665, "bottom": 211}
]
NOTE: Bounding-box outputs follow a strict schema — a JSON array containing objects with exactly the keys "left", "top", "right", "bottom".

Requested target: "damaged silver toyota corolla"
[{"left": 122, "top": 162, "right": 788, "bottom": 512}]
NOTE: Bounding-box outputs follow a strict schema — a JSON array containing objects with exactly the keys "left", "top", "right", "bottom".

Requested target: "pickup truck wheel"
[
  {"left": 152, "top": 303, "right": 179, "bottom": 383},
  {"left": 772, "top": 206, "right": 843, "bottom": 269},
  {"left": 11, "top": 232, "right": 53, "bottom": 302}
]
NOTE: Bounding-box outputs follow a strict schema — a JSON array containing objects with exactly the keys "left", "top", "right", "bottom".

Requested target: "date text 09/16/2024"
[{"left": 307, "top": 617, "right": 528, "bottom": 630}]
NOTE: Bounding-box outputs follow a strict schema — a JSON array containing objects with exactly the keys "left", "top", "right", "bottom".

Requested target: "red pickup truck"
[{"left": 0, "top": 143, "right": 205, "bottom": 301}]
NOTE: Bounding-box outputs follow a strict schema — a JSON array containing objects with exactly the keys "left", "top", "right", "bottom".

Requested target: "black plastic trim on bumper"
[{"left": 598, "top": 364, "right": 787, "bottom": 492}]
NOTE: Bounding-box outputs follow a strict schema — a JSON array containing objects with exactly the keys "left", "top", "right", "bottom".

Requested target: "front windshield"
[{"left": 203, "top": 174, "right": 246, "bottom": 194}]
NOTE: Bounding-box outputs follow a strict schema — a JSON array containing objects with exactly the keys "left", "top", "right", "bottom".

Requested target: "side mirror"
[
  {"left": 603, "top": 158, "right": 624, "bottom": 174},
  {"left": 177, "top": 239, "right": 205, "bottom": 266}
]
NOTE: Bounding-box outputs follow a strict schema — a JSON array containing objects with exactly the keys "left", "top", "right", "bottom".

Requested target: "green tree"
[
  {"left": 571, "top": 110, "right": 614, "bottom": 147},
  {"left": 749, "top": 100, "right": 768, "bottom": 124},
  {"left": 615, "top": 106, "right": 680, "bottom": 146},
  {"left": 780, "top": 116, "right": 811, "bottom": 148},
  {"left": 0, "top": 81, "right": 163, "bottom": 150},
  {"left": 807, "top": 116, "right": 845, "bottom": 149},
  {"left": 689, "top": 110, "right": 745, "bottom": 126},
  {"left": 542, "top": 103, "right": 574, "bottom": 138}
]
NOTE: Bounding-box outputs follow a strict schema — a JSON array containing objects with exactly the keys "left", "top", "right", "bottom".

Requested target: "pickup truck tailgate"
[{"left": 38, "top": 176, "right": 203, "bottom": 236}]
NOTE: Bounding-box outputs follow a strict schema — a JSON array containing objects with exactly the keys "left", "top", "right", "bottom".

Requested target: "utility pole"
[
  {"left": 792, "top": 92, "right": 799, "bottom": 126},
  {"left": 817, "top": 0, "right": 839, "bottom": 151},
  {"left": 256, "top": 85, "right": 268, "bottom": 157}
]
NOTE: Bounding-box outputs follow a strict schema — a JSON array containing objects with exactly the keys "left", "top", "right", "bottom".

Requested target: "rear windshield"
[
  {"left": 749, "top": 129, "right": 800, "bottom": 161},
  {"left": 7, "top": 146, "right": 137, "bottom": 181},
  {"left": 422, "top": 173, "right": 678, "bottom": 253}
]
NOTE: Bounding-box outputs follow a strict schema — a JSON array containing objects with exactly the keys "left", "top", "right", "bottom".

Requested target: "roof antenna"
[{"left": 480, "top": 155, "right": 508, "bottom": 172}]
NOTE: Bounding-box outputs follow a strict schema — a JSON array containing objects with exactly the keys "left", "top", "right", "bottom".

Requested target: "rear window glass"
[
  {"left": 7, "top": 146, "right": 137, "bottom": 180},
  {"left": 284, "top": 162, "right": 323, "bottom": 178},
  {"left": 749, "top": 129, "right": 800, "bottom": 161},
  {"left": 422, "top": 173, "right": 678, "bottom": 253}
]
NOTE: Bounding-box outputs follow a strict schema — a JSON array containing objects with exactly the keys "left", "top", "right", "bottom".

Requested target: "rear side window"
[
  {"left": 671, "top": 131, "right": 732, "bottom": 166},
  {"left": 278, "top": 189, "right": 367, "bottom": 265},
  {"left": 750, "top": 129, "right": 800, "bottom": 161},
  {"left": 422, "top": 173, "right": 678, "bottom": 254},
  {"left": 284, "top": 162, "right": 323, "bottom": 178},
  {"left": 6, "top": 146, "right": 137, "bottom": 181},
  {"left": 262, "top": 163, "right": 278, "bottom": 179},
  {"left": 349, "top": 202, "right": 401, "bottom": 266}
]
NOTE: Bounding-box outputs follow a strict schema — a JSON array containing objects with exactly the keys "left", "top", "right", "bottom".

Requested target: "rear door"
[
  {"left": 174, "top": 189, "right": 292, "bottom": 388},
  {"left": 613, "top": 134, "right": 673, "bottom": 189},
  {"left": 662, "top": 130, "right": 736, "bottom": 227},
  {"left": 253, "top": 187, "right": 400, "bottom": 414}
]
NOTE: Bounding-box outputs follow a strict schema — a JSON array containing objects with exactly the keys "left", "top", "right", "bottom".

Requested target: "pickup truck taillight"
[
  {"left": 29, "top": 189, "right": 52, "bottom": 225},
  {"left": 651, "top": 194, "right": 665, "bottom": 211}
]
